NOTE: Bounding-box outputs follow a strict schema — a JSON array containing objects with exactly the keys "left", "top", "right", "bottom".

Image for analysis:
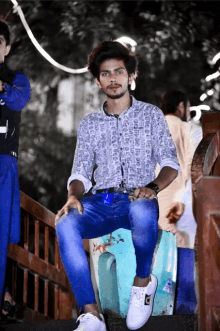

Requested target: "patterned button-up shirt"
[{"left": 67, "top": 97, "right": 180, "bottom": 194}]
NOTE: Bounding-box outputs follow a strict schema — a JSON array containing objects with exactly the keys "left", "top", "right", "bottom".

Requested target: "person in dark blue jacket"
[{"left": 0, "top": 20, "right": 30, "bottom": 317}]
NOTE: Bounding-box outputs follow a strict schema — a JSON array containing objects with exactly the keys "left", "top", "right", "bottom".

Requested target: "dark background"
[{"left": 1, "top": 0, "right": 220, "bottom": 213}]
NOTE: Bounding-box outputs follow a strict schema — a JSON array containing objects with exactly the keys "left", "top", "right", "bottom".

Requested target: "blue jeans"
[
  {"left": 56, "top": 193, "right": 159, "bottom": 310},
  {"left": 0, "top": 155, "right": 20, "bottom": 305}
]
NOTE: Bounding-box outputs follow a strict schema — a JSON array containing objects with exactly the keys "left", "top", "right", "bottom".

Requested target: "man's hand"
[
  {"left": 128, "top": 187, "right": 156, "bottom": 202},
  {"left": 0, "top": 80, "right": 2, "bottom": 91},
  {"left": 166, "top": 202, "right": 185, "bottom": 224},
  {"left": 55, "top": 196, "right": 83, "bottom": 224}
]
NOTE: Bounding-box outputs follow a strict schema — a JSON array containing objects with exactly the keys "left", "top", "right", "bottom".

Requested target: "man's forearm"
[
  {"left": 68, "top": 180, "right": 85, "bottom": 199},
  {"left": 153, "top": 166, "right": 178, "bottom": 193}
]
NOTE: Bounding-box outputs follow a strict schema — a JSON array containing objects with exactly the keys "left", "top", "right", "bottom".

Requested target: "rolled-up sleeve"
[
  {"left": 67, "top": 118, "right": 95, "bottom": 193},
  {"left": 151, "top": 106, "right": 180, "bottom": 174}
]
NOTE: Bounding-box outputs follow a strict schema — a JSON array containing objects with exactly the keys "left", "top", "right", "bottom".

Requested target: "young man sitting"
[{"left": 55, "top": 40, "right": 179, "bottom": 331}]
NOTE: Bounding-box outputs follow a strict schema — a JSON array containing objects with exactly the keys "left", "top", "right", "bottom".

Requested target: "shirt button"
[
  {"left": 120, "top": 133, "right": 122, "bottom": 136},
  {"left": 121, "top": 147, "right": 123, "bottom": 150},
  {"left": 119, "top": 118, "right": 121, "bottom": 121},
  {"left": 122, "top": 162, "right": 125, "bottom": 166}
]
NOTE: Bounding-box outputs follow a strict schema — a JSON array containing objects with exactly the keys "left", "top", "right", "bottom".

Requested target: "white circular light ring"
[
  {"left": 116, "top": 36, "right": 137, "bottom": 52},
  {"left": 207, "top": 89, "right": 214, "bottom": 96},
  {"left": 200, "top": 93, "right": 207, "bottom": 102},
  {"left": 11, "top": 0, "right": 88, "bottom": 74},
  {"left": 190, "top": 105, "right": 210, "bottom": 121},
  {"left": 205, "top": 71, "right": 220, "bottom": 82},
  {"left": 211, "top": 52, "right": 220, "bottom": 65},
  {"left": 11, "top": 2, "right": 139, "bottom": 77}
]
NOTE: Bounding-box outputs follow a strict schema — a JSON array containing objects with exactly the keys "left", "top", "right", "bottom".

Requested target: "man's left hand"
[{"left": 128, "top": 186, "right": 156, "bottom": 202}]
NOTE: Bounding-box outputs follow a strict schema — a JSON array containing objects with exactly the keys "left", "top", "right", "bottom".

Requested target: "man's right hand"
[{"left": 55, "top": 196, "right": 83, "bottom": 224}]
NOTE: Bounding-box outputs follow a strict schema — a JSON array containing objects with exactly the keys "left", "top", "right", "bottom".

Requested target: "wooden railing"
[
  {"left": 191, "top": 112, "right": 220, "bottom": 331},
  {"left": 6, "top": 191, "right": 84, "bottom": 323}
]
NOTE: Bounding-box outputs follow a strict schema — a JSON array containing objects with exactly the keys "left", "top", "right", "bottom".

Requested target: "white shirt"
[{"left": 156, "top": 115, "right": 195, "bottom": 244}]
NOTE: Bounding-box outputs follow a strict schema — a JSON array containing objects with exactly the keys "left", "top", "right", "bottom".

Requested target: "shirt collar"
[{"left": 102, "top": 95, "right": 136, "bottom": 117}]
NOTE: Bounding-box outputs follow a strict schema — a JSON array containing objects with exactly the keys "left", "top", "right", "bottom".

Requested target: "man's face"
[
  {"left": 95, "top": 59, "right": 134, "bottom": 99},
  {"left": 0, "top": 35, "right": 11, "bottom": 64}
]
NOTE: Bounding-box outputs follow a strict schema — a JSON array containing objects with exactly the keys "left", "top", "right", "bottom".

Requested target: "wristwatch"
[
  {"left": 145, "top": 182, "right": 160, "bottom": 195},
  {"left": 0, "top": 82, "right": 7, "bottom": 95}
]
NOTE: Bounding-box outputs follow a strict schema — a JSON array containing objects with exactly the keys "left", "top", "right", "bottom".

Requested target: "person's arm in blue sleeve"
[{"left": 0, "top": 71, "right": 31, "bottom": 111}]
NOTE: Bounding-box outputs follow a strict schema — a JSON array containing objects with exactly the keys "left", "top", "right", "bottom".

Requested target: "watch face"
[{"left": 152, "top": 185, "right": 159, "bottom": 194}]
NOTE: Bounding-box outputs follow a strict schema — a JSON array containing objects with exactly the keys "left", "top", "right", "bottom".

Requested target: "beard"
[{"left": 105, "top": 86, "right": 128, "bottom": 99}]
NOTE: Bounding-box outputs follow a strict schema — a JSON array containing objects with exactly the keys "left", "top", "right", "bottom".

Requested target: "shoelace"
[
  {"left": 76, "top": 312, "right": 99, "bottom": 325},
  {"left": 129, "top": 287, "right": 146, "bottom": 310}
]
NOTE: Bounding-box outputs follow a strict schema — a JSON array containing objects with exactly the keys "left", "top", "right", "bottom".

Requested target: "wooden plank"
[
  {"left": 20, "top": 191, "right": 55, "bottom": 229},
  {"left": 196, "top": 177, "right": 220, "bottom": 198},
  {"left": 203, "top": 133, "right": 219, "bottom": 176},
  {"left": 45, "top": 226, "right": 49, "bottom": 262},
  {"left": 55, "top": 237, "right": 59, "bottom": 268},
  {"left": 212, "top": 155, "right": 220, "bottom": 176},
  {"left": 44, "top": 280, "right": 49, "bottom": 316},
  {"left": 35, "top": 221, "right": 40, "bottom": 257},
  {"left": 23, "top": 268, "right": 28, "bottom": 306},
  {"left": 210, "top": 215, "right": 220, "bottom": 272},
  {"left": 16, "top": 306, "right": 51, "bottom": 323},
  {"left": 202, "top": 112, "right": 220, "bottom": 136},
  {"left": 190, "top": 112, "right": 220, "bottom": 331},
  {"left": 7, "top": 244, "right": 70, "bottom": 289},
  {"left": 191, "top": 132, "right": 218, "bottom": 188},
  {"left": 24, "top": 214, "right": 29, "bottom": 251},
  {"left": 212, "top": 306, "right": 220, "bottom": 330},
  {"left": 12, "top": 262, "right": 17, "bottom": 302},
  {"left": 54, "top": 285, "right": 59, "bottom": 321},
  {"left": 34, "top": 274, "right": 39, "bottom": 312}
]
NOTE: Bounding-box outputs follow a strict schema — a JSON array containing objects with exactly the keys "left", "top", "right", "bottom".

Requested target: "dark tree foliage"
[
  {"left": 19, "top": 109, "right": 77, "bottom": 213},
  {"left": 1, "top": 0, "right": 220, "bottom": 211}
]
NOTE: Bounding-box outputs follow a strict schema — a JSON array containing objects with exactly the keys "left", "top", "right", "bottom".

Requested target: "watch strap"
[{"left": 145, "top": 182, "right": 159, "bottom": 195}]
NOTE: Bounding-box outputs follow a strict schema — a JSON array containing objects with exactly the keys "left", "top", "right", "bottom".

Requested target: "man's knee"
[
  {"left": 55, "top": 209, "right": 82, "bottom": 234},
  {"left": 130, "top": 197, "right": 157, "bottom": 212},
  {"left": 129, "top": 198, "right": 159, "bottom": 223},
  {"left": 55, "top": 213, "right": 67, "bottom": 227}
]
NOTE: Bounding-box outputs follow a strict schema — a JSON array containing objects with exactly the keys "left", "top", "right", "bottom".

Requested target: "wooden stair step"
[{"left": 0, "top": 314, "right": 197, "bottom": 331}]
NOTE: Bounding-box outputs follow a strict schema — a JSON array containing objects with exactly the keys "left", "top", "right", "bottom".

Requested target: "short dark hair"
[
  {"left": 160, "top": 90, "right": 188, "bottom": 115},
  {"left": 88, "top": 40, "right": 138, "bottom": 79},
  {"left": 0, "top": 21, "right": 10, "bottom": 46}
]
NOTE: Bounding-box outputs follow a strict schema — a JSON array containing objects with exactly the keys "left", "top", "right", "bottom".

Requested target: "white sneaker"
[
  {"left": 73, "top": 312, "right": 107, "bottom": 331},
  {"left": 126, "top": 274, "right": 158, "bottom": 330}
]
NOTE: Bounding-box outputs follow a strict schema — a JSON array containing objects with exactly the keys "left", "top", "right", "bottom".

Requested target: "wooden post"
[{"left": 192, "top": 112, "right": 220, "bottom": 331}]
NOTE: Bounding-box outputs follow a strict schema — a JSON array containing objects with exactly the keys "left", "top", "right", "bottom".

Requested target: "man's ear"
[
  {"left": 5, "top": 44, "right": 11, "bottom": 57},
  {"left": 95, "top": 77, "right": 101, "bottom": 89}
]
